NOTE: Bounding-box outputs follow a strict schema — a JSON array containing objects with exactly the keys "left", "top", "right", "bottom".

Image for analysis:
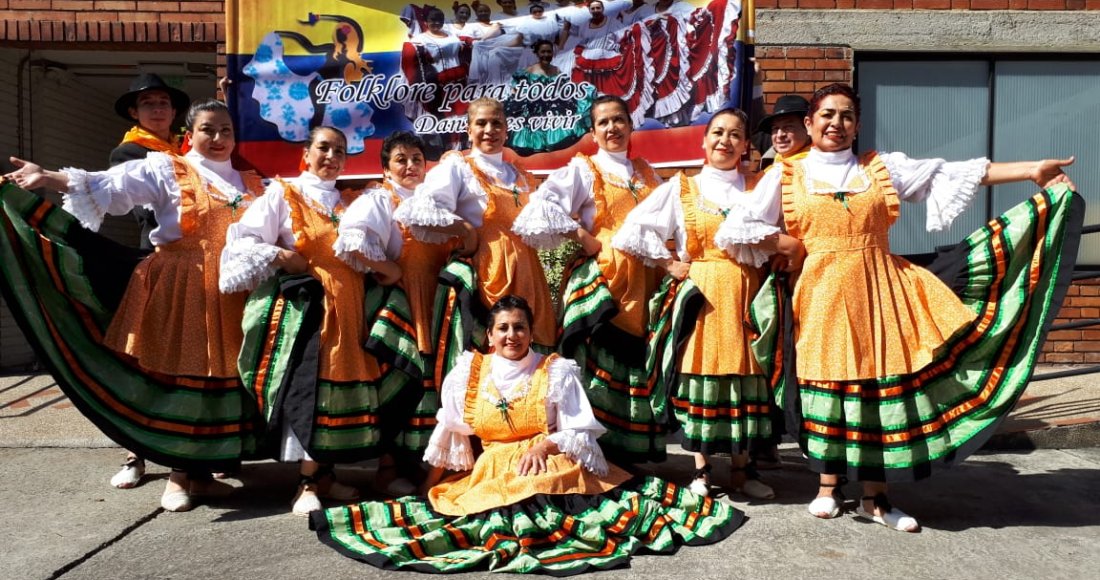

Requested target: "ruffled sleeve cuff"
[
  {"left": 423, "top": 430, "right": 475, "bottom": 472},
  {"left": 332, "top": 229, "right": 388, "bottom": 273},
  {"left": 511, "top": 197, "right": 579, "bottom": 250},
  {"left": 924, "top": 157, "right": 989, "bottom": 232},
  {"left": 546, "top": 430, "right": 609, "bottom": 477},
  {"left": 545, "top": 356, "right": 610, "bottom": 476},
  {"left": 393, "top": 194, "right": 462, "bottom": 244},
  {"left": 60, "top": 168, "right": 115, "bottom": 232},
  {"left": 423, "top": 351, "right": 477, "bottom": 470},
  {"left": 713, "top": 209, "right": 780, "bottom": 268},
  {"left": 218, "top": 238, "right": 282, "bottom": 293},
  {"left": 611, "top": 226, "right": 672, "bottom": 267}
]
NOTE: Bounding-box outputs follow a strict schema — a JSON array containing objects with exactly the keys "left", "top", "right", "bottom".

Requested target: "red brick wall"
[
  {"left": 756, "top": 1, "right": 1100, "bottom": 9},
  {"left": 1041, "top": 280, "right": 1100, "bottom": 364},
  {"left": 756, "top": 45, "right": 853, "bottom": 107},
  {"left": 0, "top": 1, "right": 224, "bottom": 46}
]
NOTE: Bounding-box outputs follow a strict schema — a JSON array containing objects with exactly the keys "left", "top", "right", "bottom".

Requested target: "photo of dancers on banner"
[{"left": 227, "top": 0, "right": 754, "bottom": 176}]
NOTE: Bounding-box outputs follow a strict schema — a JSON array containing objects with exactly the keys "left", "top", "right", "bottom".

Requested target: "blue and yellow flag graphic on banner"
[{"left": 227, "top": 0, "right": 754, "bottom": 177}]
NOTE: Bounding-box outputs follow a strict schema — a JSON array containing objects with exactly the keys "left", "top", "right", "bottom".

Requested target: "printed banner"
[{"left": 226, "top": 0, "right": 754, "bottom": 177}]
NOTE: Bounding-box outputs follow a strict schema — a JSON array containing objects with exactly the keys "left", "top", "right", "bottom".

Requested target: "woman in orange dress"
[
  {"left": 715, "top": 83, "right": 1079, "bottom": 532},
  {"left": 612, "top": 108, "right": 777, "bottom": 500},
  {"left": 220, "top": 126, "right": 409, "bottom": 515},
  {"left": 337, "top": 130, "right": 451, "bottom": 493},
  {"left": 393, "top": 97, "right": 556, "bottom": 375},
  {"left": 513, "top": 95, "right": 665, "bottom": 463},
  {"left": 311, "top": 295, "right": 742, "bottom": 574},
  {"left": 4, "top": 99, "right": 263, "bottom": 512}
]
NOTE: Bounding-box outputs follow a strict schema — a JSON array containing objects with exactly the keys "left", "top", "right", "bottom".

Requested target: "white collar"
[
  {"left": 186, "top": 150, "right": 235, "bottom": 179},
  {"left": 293, "top": 171, "right": 340, "bottom": 205},
  {"left": 595, "top": 147, "right": 630, "bottom": 165},
  {"left": 469, "top": 149, "right": 513, "bottom": 184},
  {"left": 808, "top": 147, "right": 857, "bottom": 166},
  {"left": 387, "top": 178, "right": 415, "bottom": 200},
  {"left": 592, "top": 148, "right": 633, "bottom": 180},
  {"left": 488, "top": 350, "right": 541, "bottom": 389},
  {"left": 296, "top": 170, "right": 337, "bottom": 190},
  {"left": 699, "top": 165, "right": 744, "bottom": 186},
  {"left": 470, "top": 149, "right": 505, "bottom": 167},
  {"left": 186, "top": 150, "right": 242, "bottom": 191},
  {"left": 804, "top": 148, "right": 872, "bottom": 194}
]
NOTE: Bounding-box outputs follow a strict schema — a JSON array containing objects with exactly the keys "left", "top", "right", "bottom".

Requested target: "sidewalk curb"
[{"left": 986, "top": 420, "right": 1100, "bottom": 450}]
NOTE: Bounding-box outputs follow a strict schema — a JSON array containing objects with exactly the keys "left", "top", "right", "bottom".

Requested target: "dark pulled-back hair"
[
  {"left": 380, "top": 131, "right": 426, "bottom": 167},
  {"left": 306, "top": 125, "right": 347, "bottom": 149},
  {"left": 185, "top": 98, "right": 230, "bottom": 130},
  {"left": 487, "top": 295, "right": 535, "bottom": 328},
  {"left": 809, "top": 83, "right": 861, "bottom": 119},
  {"left": 705, "top": 107, "right": 749, "bottom": 132},
  {"left": 589, "top": 94, "right": 632, "bottom": 128},
  {"left": 427, "top": 7, "right": 446, "bottom": 22}
]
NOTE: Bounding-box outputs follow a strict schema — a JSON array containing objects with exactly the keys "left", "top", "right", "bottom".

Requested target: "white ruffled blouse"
[
  {"left": 392, "top": 150, "right": 526, "bottom": 243},
  {"left": 334, "top": 179, "right": 412, "bottom": 273},
  {"left": 713, "top": 148, "right": 990, "bottom": 266},
  {"left": 61, "top": 150, "right": 248, "bottom": 244},
  {"left": 423, "top": 351, "right": 611, "bottom": 477},
  {"left": 218, "top": 172, "right": 402, "bottom": 293},
  {"left": 611, "top": 165, "right": 756, "bottom": 267},
  {"left": 513, "top": 149, "right": 662, "bottom": 250}
]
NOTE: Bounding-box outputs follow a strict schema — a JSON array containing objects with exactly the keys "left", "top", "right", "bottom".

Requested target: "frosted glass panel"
[
  {"left": 993, "top": 61, "right": 1100, "bottom": 265},
  {"left": 858, "top": 61, "right": 991, "bottom": 256}
]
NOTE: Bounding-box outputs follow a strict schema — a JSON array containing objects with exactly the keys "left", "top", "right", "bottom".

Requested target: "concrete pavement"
[{"left": 2, "top": 368, "right": 1099, "bottom": 579}]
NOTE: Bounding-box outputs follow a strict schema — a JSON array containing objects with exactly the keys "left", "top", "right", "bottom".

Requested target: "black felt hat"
[
  {"left": 113, "top": 73, "right": 190, "bottom": 121},
  {"left": 756, "top": 94, "right": 810, "bottom": 134}
]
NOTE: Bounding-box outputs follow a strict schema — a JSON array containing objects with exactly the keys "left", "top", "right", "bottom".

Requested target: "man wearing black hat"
[
  {"left": 756, "top": 94, "right": 811, "bottom": 173},
  {"left": 751, "top": 93, "right": 811, "bottom": 470},
  {"left": 110, "top": 72, "right": 191, "bottom": 247},
  {"left": 106, "top": 72, "right": 189, "bottom": 491},
  {"left": 110, "top": 72, "right": 190, "bottom": 167}
]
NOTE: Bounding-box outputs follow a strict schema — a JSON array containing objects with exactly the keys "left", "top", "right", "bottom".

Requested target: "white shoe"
[
  {"left": 687, "top": 464, "right": 711, "bottom": 497},
  {"left": 110, "top": 458, "right": 145, "bottom": 489},
  {"left": 688, "top": 477, "right": 710, "bottom": 497},
  {"left": 161, "top": 489, "right": 193, "bottom": 512},
  {"left": 292, "top": 487, "right": 323, "bottom": 516},
  {"left": 857, "top": 496, "right": 920, "bottom": 532},
  {"left": 808, "top": 495, "right": 841, "bottom": 519}
]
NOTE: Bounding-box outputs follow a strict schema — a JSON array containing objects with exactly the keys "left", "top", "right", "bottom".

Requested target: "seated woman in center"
[{"left": 311, "top": 295, "right": 742, "bottom": 575}]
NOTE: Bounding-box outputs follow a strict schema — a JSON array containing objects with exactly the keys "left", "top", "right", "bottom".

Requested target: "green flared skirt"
[
  {"left": 310, "top": 475, "right": 742, "bottom": 575},
  {"left": 238, "top": 274, "right": 423, "bottom": 463},
  {"left": 750, "top": 185, "right": 1085, "bottom": 482},
  {"left": 430, "top": 258, "right": 555, "bottom": 385},
  {"left": 672, "top": 373, "right": 773, "bottom": 456},
  {"left": 0, "top": 182, "right": 258, "bottom": 471},
  {"left": 559, "top": 257, "right": 667, "bottom": 463},
  {"left": 646, "top": 273, "right": 774, "bottom": 455}
]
